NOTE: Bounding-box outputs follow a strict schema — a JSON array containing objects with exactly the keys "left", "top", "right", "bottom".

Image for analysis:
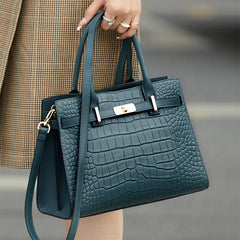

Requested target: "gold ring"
[
  {"left": 131, "top": 21, "right": 139, "bottom": 25},
  {"left": 120, "top": 22, "right": 131, "bottom": 28}
]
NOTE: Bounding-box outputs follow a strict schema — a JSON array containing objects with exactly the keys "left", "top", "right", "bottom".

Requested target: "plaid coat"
[{"left": 0, "top": 0, "right": 140, "bottom": 168}]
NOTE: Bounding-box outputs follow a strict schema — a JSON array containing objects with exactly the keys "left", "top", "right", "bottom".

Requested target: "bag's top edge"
[{"left": 42, "top": 77, "right": 180, "bottom": 107}]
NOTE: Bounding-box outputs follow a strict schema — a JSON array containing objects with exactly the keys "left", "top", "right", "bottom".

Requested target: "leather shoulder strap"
[
  {"left": 25, "top": 126, "right": 48, "bottom": 240},
  {"left": 66, "top": 11, "right": 105, "bottom": 240}
]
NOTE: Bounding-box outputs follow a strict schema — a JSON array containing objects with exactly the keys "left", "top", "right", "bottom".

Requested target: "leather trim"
[
  {"left": 42, "top": 76, "right": 169, "bottom": 115},
  {"left": 60, "top": 96, "right": 182, "bottom": 129},
  {"left": 43, "top": 76, "right": 169, "bottom": 130}
]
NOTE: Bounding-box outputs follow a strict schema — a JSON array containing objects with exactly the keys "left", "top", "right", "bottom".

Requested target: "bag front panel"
[{"left": 54, "top": 77, "right": 209, "bottom": 217}]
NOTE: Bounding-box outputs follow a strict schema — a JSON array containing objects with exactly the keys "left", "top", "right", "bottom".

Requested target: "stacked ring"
[{"left": 102, "top": 15, "right": 116, "bottom": 26}]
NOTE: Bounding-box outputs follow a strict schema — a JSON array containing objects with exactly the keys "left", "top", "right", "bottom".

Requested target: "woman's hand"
[{"left": 77, "top": 0, "right": 141, "bottom": 39}]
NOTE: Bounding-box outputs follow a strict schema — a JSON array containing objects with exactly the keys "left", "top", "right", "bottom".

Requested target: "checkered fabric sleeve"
[{"left": 0, "top": 0, "right": 141, "bottom": 168}]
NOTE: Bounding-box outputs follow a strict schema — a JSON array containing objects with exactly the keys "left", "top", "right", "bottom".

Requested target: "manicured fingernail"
[
  {"left": 77, "top": 17, "right": 87, "bottom": 31},
  {"left": 77, "top": 25, "right": 82, "bottom": 31},
  {"left": 116, "top": 36, "right": 121, "bottom": 39}
]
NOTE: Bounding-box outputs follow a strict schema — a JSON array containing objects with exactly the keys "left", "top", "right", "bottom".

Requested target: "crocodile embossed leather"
[{"left": 25, "top": 11, "right": 209, "bottom": 240}]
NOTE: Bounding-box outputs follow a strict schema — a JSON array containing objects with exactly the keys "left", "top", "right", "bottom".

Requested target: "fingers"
[
  {"left": 76, "top": 0, "right": 141, "bottom": 39},
  {"left": 118, "top": 15, "right": 140, "bottom": 39},
  {"left": 77, "top": 0, "right": 104, "bottom": 31}
]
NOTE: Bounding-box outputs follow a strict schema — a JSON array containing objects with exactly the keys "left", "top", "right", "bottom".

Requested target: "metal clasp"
[
  {"left": 37, "top": 105, "right": 56, "bottom": 133},
  {"left": 113, "top": 103, "right": 136, "bottom": 116},
  {"left": 150, "top": 95, "right": 158, "bottom": 111}
]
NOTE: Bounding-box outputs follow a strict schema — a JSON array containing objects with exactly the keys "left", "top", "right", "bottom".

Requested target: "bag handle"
[
  {"left": 115, "top": 37, "right": 133, "bottom": 85},
  {"left": 71, "top": 11, "right": 156, "bottom": 114},
  {"left": 70, "top": 24, "right": 133, "bottom": 93},
  {"left": 79, "top": 12, "right": 156, "bottom": 115}
]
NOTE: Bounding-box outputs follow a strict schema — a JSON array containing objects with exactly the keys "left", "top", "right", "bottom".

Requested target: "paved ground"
[{"left": 0, "top": 1, "right": 239, "bottom": 239}]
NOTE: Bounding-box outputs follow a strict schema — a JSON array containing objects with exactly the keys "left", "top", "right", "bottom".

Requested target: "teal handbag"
[{"left": 25, "top": 11, "right": 209, "bottom": 240}]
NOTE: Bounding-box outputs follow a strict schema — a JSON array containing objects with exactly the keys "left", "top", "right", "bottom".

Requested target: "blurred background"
[{"left": 0, "top": 0, "right": 239, "bottom": 239}]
